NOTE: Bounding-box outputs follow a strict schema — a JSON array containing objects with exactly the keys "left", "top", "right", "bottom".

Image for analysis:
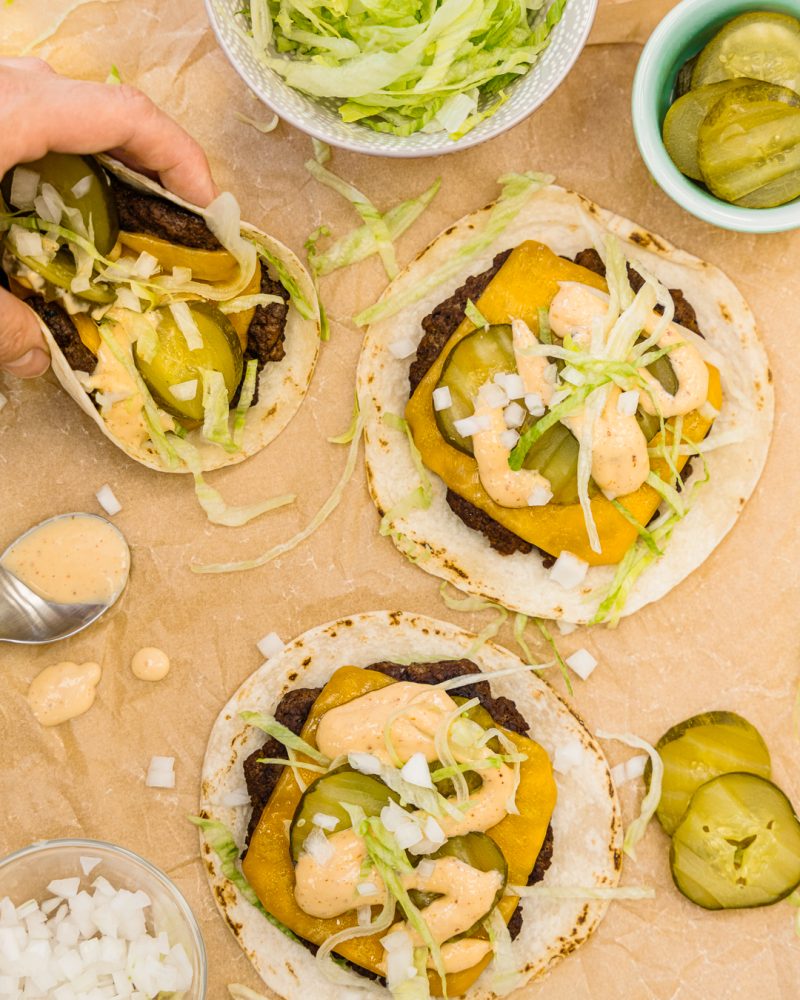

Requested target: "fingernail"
[{"left": 2, "top": 348, "right": 50, "bottom": 378}]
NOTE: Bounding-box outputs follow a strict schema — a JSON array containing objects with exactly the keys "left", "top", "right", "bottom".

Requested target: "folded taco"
[
  {"left": 356, "top": 184, "right": 772, "bottom": 624},
  {"left": 0, "top": 152, "right": 319, "bottom": 472},
  {"left": 197, "top": 611, "right": 622, "bottom": 998}
]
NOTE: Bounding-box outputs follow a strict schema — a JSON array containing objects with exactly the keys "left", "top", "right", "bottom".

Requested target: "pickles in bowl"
[{"left": 661, "top": 11, "right": 800, "bottom": 209}]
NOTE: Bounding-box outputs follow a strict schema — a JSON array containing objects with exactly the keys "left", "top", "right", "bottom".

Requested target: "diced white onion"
[
  {"left": 527, "top": 484, "right": 553, "bottom": 507},
  {"left": 380, "top": 800, "right": 410, "bottom": 833},
  {"left": 34, "top": 187, "right": 64, "bottom": 226},
  {"left": 357, "top": 905, "right": 372, "bottom": 927},
  {"left": 478, "top": 382, "right": 507, "bottom": 409},
  {"left": 172, "top": 266, "right": 193, "bottom": 284},
  {"left": 356, "top": 882, "right": 378, "bottom": 896},
  {"left": 417, "top": 859, "right": 435, "bottom": 879},
  {"left": 399, "top": 752, "right": 434, "bottom": 789},
  {"left": 303, "top": 827, "right": 334, "bottom": 865},
  {"left": 497, "top": 372, "right": 525, "bottom": 399},
  {"left": 549, "top": 388, "right": 570, "bottom": 407},
  {"left": 549, "top": 550, "right": 589, "bottom": 589},
  {"left": 612, "top": 754, "right": 648, "bottom": 787},
  {"left": 617, "top": 389, "right": 640, "bottom": 416},
  {"left": 70, "top": 175, "right": 93, "bottom": 199},
  {"left": 168, "top": 379, "right": 198, "bottom": 402},
  {"left": 556, "top": 619, "right": 577, "bottom": 635},
  {"left": 145, "top": 756, "right": 176, "bottom": 789},
  {"left": 500, "top": 429, "right": 519, "bottom": 450},
  {"left": 12, "top": 227, "right": 46, "bottom": 260},
  {"left": 432, "top": 386, "right": 452, "bottom": 411},
  {"left": 46, "top": 879, "right": 80, "bottom": 899},
  {"left": 349, "top": 752, "right": 382, "bottom": 776},
  {"left": 388, "top": 337, "right": 417, "bottom": 359},
  {"left": 169, "top": 302, "right": 203, "bottom": 351},
  {"left": 503, "top": 401, "right": 526, "bottom": 428},
  {"left": 423, "top": 816, "right": 445, "bottom": 846},
  {"left": 381, "top": 927, "right": 415, "bottom": 989},
  {"left": 524, "top": 392, "right": 545, "bottom": 416},
  {"left": 10, "top": 167, "right": 39, "bottom": 210},
  {"left": 311, "top": 813, "right": 339, "bottom": 832},
  {"left": 553, "top": 739, "right": 585, "bottom": 774},
  {"left": 256, "top": 631, "right": 285, "bottom": 660},
  {"left": 78, "top": 857, "right": 101, "bottom": 877},
  {"left": 70, "top": 275, "right": 91, "bottom": 293},
  {"left": 566, "top": 648, "right": 598, "bottom": 680},
  {"left": 95, "top": 483, "right": 122, "bottom": 516},
  {"left": 453, "top": 414, "right": 491, "bottom": 437}
]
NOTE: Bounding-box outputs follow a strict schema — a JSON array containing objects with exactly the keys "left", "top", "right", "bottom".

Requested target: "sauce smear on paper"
[
  {"left": 27, "top": 661, "right": 102, "bottom": 726},
  {"left": 131, "top": 647, "right": 170, "bottom": 681},
  {"left": 2, "top": 514, "right": 129, "bottom": 604}
]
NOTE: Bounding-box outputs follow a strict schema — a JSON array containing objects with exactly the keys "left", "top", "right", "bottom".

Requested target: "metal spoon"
[{"left": 0, "top": 513, "right": 129, "bottom": 645}]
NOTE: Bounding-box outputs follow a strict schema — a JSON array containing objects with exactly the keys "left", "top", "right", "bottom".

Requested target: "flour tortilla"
[
  {"left": 355, "top": 185, "right": 773, "bottom": 623},
  {"left": 198, "top": 610, "right": 622, "bottom": 999},
  {"left": 30, "top": 156, "right": 320, "bottom": 473}
]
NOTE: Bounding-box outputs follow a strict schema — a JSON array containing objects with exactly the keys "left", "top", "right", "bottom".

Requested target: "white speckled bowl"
[{"left": 205, "top": 0, "right": 598, "bottom": 157}]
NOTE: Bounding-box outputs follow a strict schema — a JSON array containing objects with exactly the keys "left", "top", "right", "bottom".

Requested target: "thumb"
[{"left": 0, "top": 287, "right": 51, "bottom": 378}]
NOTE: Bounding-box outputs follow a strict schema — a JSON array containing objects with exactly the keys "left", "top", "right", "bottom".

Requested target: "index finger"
[{"left": 7, "top": 75, "right": 219, "bottom": 207}]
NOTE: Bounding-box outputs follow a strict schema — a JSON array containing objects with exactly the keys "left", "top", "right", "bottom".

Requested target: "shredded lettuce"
[
  {"left": 193, "top": 407, "right": 365, "bottom": 573},
  {"left": 190, "top": 815, "right": 301, "bottom": 941},
  {"left": 201, "top": 369, "right": 237, "bottom": 451},
  {"left": 256, "top": 245, "right": 316, "bottom": 321},
  {"left": 438, "top": 581, "right": 509, "bottom": 657},
  {"left": 172, "top": 436, "right": 295, "bottom": 527},
  {"left": 355, "top": 172, "right": 553, "bottom": 326},
  {"left": 596, "top": 731, "right": 663, "bottom": 861},
  {"left": 228, "top": 986, "right": 270, "bottom": 1000},
  {"left": 308, "top": 178, "right": 441, "bottom": 278},
  {"left": 242, "top": 0, "right": 568, "bottom": 139},
  {"left": 464, "top": 298, "right": 489, "bottom": 329},
  {"left": 485, "top": 907, "right": 524, "bottom": 996},
  {"left": 241, "top": 709, "right": 331, "bottom": 765},
  {"left": 380, "top": 413, "right": 434, "bottom": 536},
  {"left": 234, "top": 110, "right": 280, "bottom": 133},
  {"left": 532, "top": 618, "right": 573, "bottom": 695},
  {"left": 305, "top": 156, "right": 397, "bottom": 279},
  {"left": 329, "top": 393, "right": 360, "bottom": 445},
  {"left": 432, "top": 660, "right": 554, "bottom": 693},
  {"left": 232, "top": 359, "right": 258, "bottom": 447},
  {"left": 509, "top": 883, "right": 655, "bottom": 900},
  {"left": 434, "top": 696, "right": 482, "bottom": 805},
  {"left": 354, "top": 755, "right": 463, "bottom": 821},
  {"left": 609, "top": 499, "right": 662, "bottom": 556}
]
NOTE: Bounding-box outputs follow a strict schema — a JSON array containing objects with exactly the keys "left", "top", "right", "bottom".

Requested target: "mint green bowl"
[{"left": 632, "top": 0, "right": 800, "bottom": 233}]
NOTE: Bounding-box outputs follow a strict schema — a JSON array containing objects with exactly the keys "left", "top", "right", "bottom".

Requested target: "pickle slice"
[
  {"left": 2, "top": 152, "right": 119, "bottom": 255},
  {"left": 698, "top": 82, "right": 800, "bottom": 204},
  {"left": 670, "top": 773, "right": 800, "bottom": 910},
  {"left": 133, "top": 302, "right": 243, "bottom": 422},
  {"left": 646, "top": 711, "right": 771, "bottom": 835},
  {"left": 410, "top": 832, "right": 508, "bottom": 931},
  {"left": 691, "top": 12, "right": 800, "bottom": 94},
  {"left": 663, "top": 80, "right": 754, "bottom": 180},
  {"left": 674, "top": 55, "right": 699, "bottom": 100},
  {"left": 434, "top": 324, "right": 517, "bottom": 456},
  {"left": 289, "top": 770, "right": 399, "bottom": 861}
]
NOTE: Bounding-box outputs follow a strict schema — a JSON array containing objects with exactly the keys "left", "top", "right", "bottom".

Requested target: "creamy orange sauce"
[
  {"left": 2, "top": 514, "right": 129, "bottom": 604},
  {"left": 27, "top": 661, "right": 102, "bottom": 726},
  {"left": 296, "top": 681, "right": 516, "bottom": 975},
  {"left": 472, "top": 402, "right": 550, "bottom": 507},
  {"left": 131, "top": 646, "right": 170, "bottom": 681}
]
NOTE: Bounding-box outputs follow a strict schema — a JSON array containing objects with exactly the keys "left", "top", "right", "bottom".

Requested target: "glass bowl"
[
  {"left": 0, "top": 838, "right": 207, "bottom": 998},
  {"left": 631, "top": 0, "right": 800, "bottom": 233}
]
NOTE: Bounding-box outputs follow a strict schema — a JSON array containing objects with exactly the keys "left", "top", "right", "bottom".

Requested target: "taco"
[
  {"left": 356, "top": 184, "right": 772, "bottom": 624},
  {"left": 0, "top": 152, "right": 319, "bottom": 472},
  {"left": 197, "top": 611, "right": 622, "bottom": 998}
]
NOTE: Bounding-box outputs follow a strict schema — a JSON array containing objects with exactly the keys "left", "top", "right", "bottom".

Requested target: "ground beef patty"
[
  {"left": 242, "top": 658, "right": 554, "bottom": 966},
  {"left": 109, "top": 174, "right": 221, "bottom": 251},
  {"left": 26, "top": 296, "right": 96, "bottom": 372},
  {"left": 410, "top": 245, "right": 705, "bottom": 558}
]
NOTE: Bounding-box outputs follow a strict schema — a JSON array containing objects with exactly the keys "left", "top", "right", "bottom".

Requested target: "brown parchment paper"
[{"left": 1, "top": 2, "right": 798, "bottom": 998}]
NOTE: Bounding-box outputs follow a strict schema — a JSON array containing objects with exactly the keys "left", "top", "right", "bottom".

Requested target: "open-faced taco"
[
  {"left": 197, "top": 611, "right": 622, "bottom": 998},
  {"left": 356, "top": 184, "right": 773, "bottom": 624},
  {"left": 0, "top": 153, "right": 319, "bottom": 472}
]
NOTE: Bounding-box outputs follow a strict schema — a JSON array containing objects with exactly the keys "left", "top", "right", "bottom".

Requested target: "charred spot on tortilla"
[{"left": 109, "top": 173, "right": 222, "bottom": 250}]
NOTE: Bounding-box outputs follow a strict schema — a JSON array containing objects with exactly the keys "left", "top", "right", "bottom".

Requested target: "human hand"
[{"left": 0, "top": 57, "right": 218, "bottom": 378}]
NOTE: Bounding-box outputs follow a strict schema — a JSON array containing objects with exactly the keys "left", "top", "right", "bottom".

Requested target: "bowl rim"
[
  {"left": 0, "top": 837, "right": 208, "bottom": 997},
  {"left": 204, "top": 0, "right": 600, "bottom": 158},
  {"left": 632, "top": 0, "right": 800, "bottom": 233}
]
